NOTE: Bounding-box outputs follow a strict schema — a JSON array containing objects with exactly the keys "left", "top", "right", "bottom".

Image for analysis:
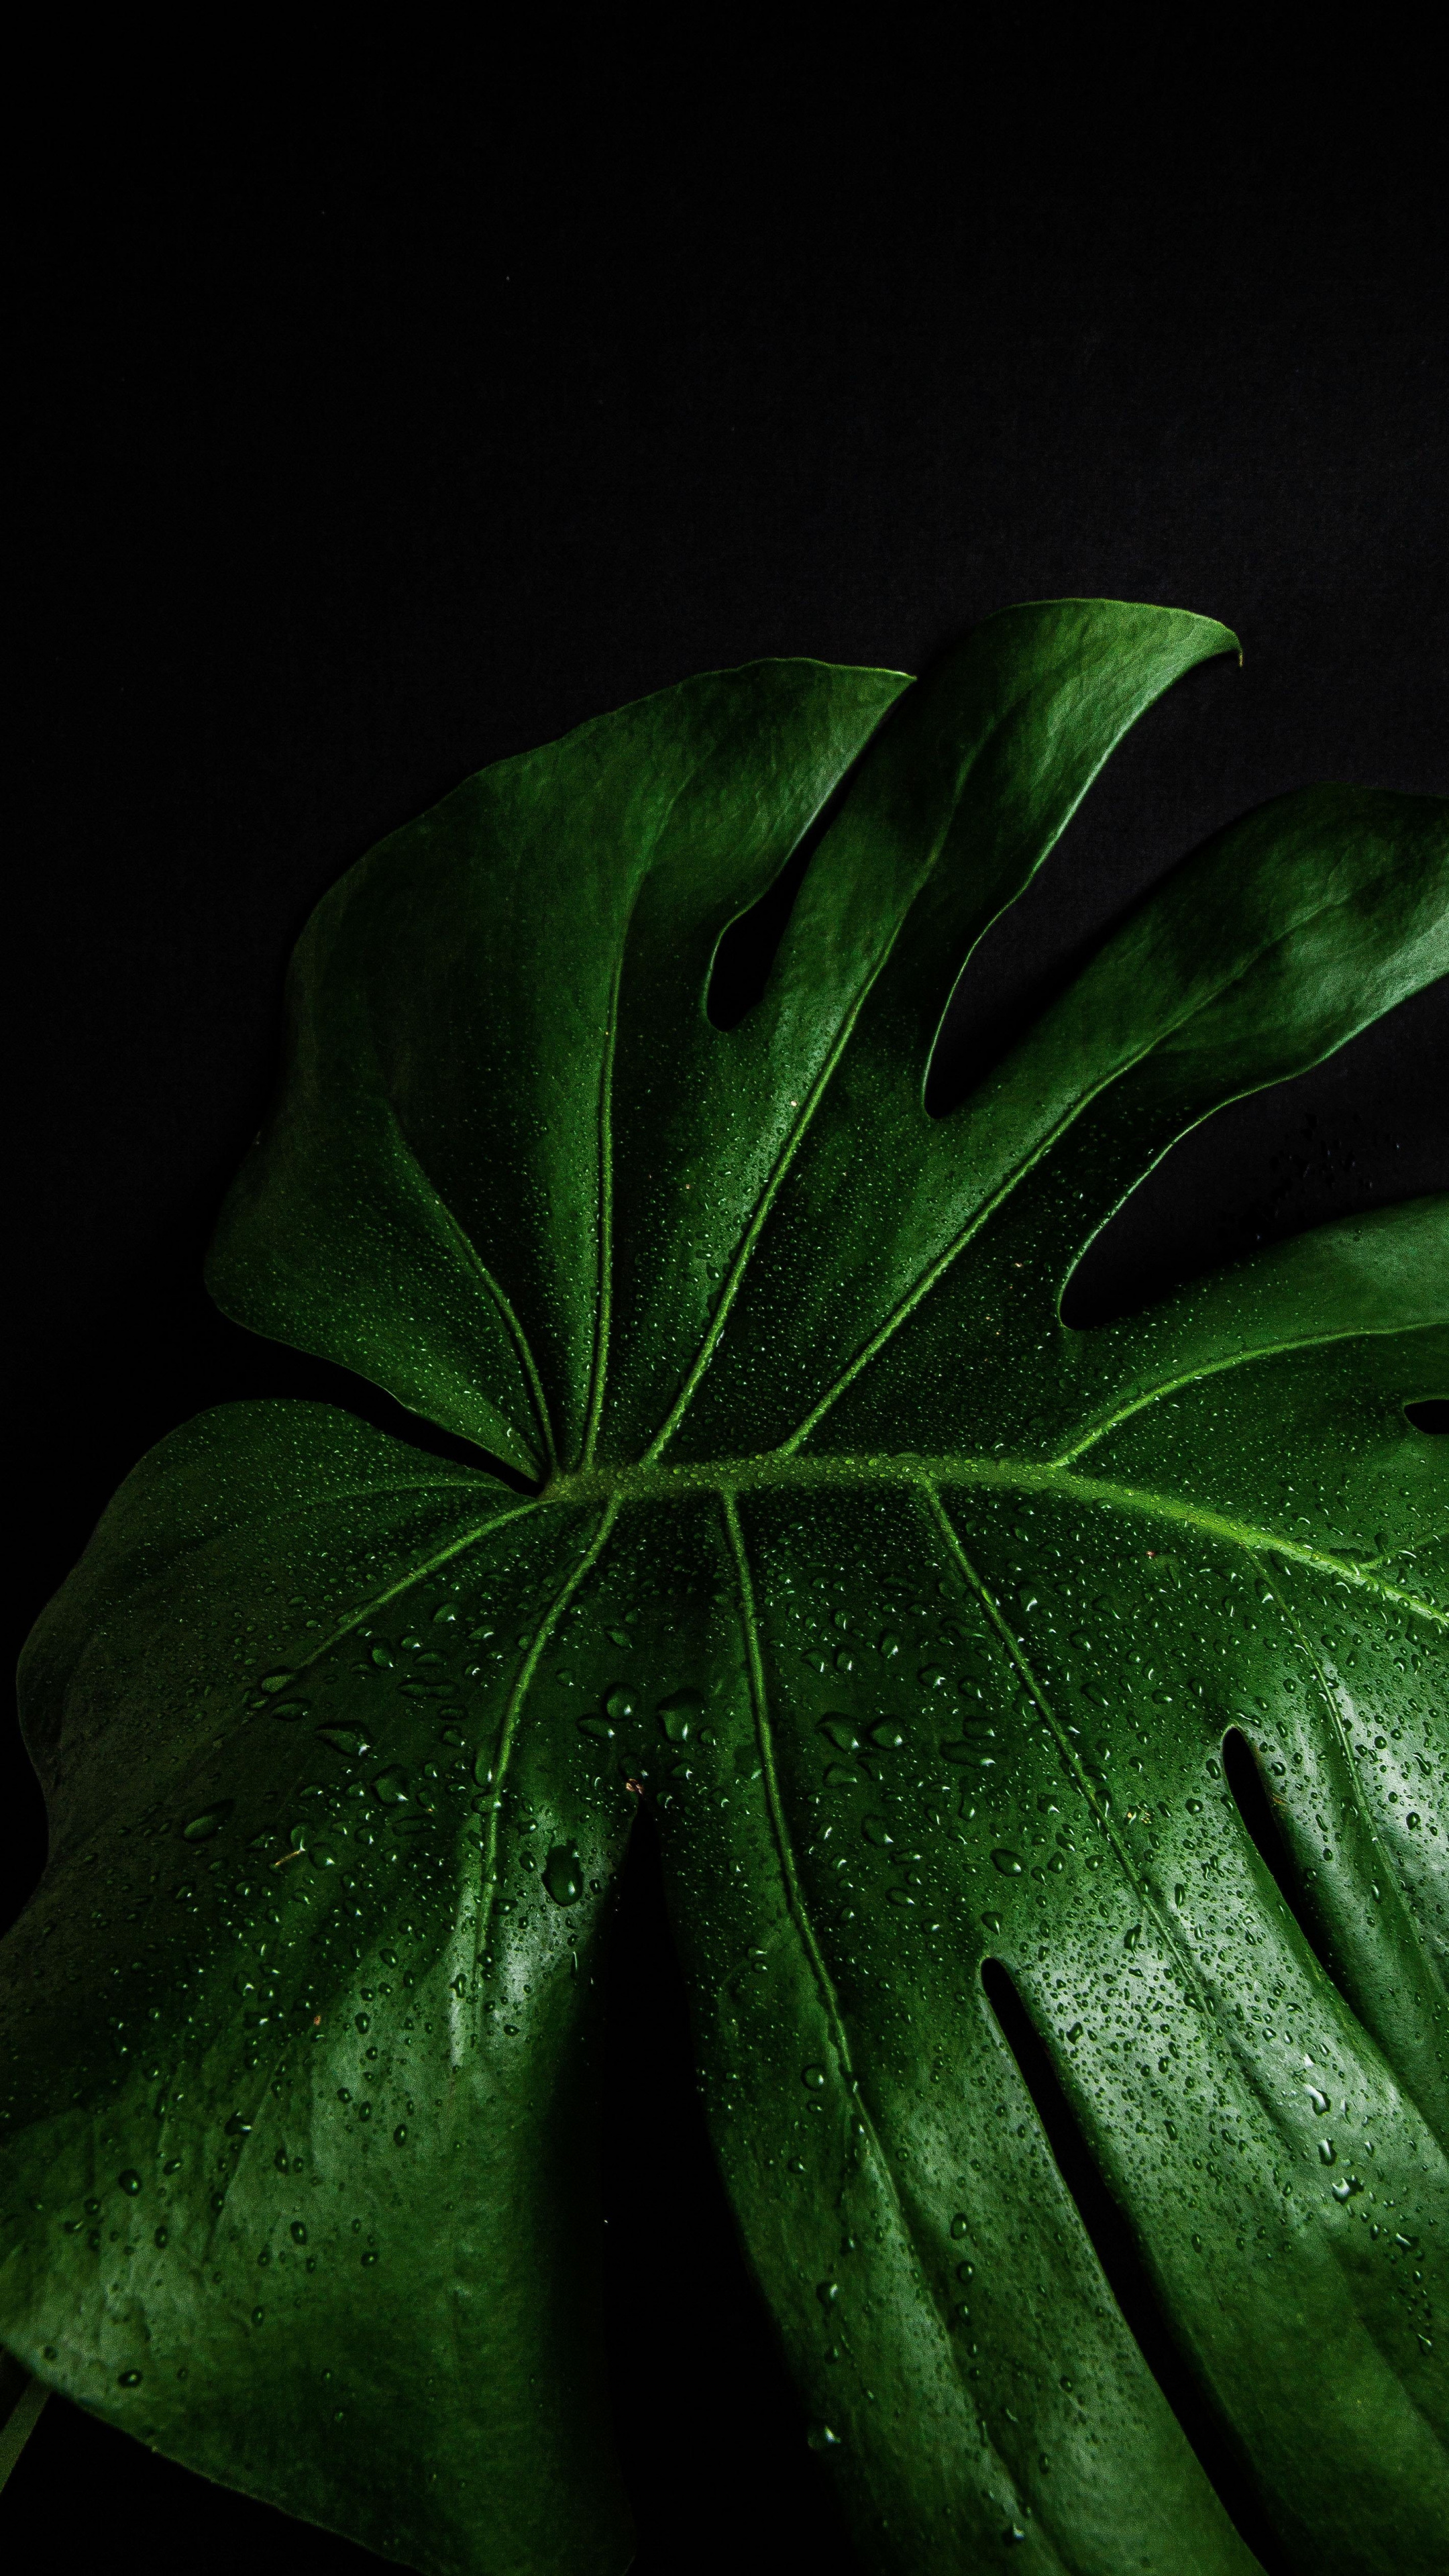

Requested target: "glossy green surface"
[{"left": 3, "top": 600, "right": 1446, "bottom": 2574}]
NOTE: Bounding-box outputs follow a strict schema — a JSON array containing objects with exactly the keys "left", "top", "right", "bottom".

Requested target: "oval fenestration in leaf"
[{"left": 2, "top": 598, "right": 1446, "bottom": 2576}]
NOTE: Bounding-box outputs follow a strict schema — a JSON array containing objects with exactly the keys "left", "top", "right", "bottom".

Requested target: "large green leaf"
[{"left": 3, "top": 600, "right": 1446, "bottom": 2575}]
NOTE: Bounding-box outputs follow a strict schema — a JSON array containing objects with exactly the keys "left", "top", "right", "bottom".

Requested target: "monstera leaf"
[{"left": 2, "top": 600, "right": 1446, "bottom": 2576}]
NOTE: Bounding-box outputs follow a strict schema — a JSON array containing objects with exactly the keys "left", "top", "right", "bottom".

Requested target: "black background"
[{"left": 7, "top": 38, "right": 1447, "bottom": 2576}]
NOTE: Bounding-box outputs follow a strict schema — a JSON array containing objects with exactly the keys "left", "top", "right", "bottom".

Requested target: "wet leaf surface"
[{"left": 3, "top": 601, "right": 1446, "bottom": 2574}]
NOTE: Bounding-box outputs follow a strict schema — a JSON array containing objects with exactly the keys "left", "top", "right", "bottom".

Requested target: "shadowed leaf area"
[{"left": 2, "top": 600, "right": 1446, "bottom": 2575}]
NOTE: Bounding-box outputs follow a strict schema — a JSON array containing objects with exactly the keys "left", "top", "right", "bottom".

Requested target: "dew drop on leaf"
[
  {"left": 657, "top": 1687, "right": 704, "bottom": 1742},
  {"left": 181, "top": 1803, "right": 234, "bottom": 1842},
  {"left": 543, "top": 1843, "right": 584, "bottom": 1906}
]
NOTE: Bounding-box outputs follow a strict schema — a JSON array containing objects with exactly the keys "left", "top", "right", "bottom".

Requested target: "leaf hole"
[
  {"left": 704, "top": 761, "right": 865, "bottom": 1033},
  {"left": 1403, "top": 1397, "right": 1448, "bottom": 1434},
  {"left": 1220, "top": 1725, "right": 1348, "bottom": 1990},
  {"left": 979, "top": 1955, "right": 1289, "bottom": 2573}
]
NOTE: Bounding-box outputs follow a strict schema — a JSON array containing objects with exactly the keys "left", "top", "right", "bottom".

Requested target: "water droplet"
[
  {"left": 393, "top": 2125, "right": 409, "bottom": 2147},
  {"left": 604, "top": 1688, "right": 635, "bottom": 1721},
  {"left": 1318, "top": 2139, "right": 1336, "bottom": 2166},
  {"left": 949, "top": 2213, "right": 969, "bottom": 2240},
  {"left": 154, "top": 2224, "right": 168, "bottom": 2247},
  {"left": 816, "top": 2279, "right": 839, "bottom": 2306},
  {"left": 1305, "top": 2086, "right": 1330, "bottom": 2115},
  {"left": 801, "top": 2063, "right": 827, "bottom": 2091},
  {"left": 544, "top": 1843, "right": 584, "bottom": 1906},
  {"left": 980, "top": 1911, "right": 1003, "bottom": 1933},
  {"left": 991, "top": 1849, "right": 1024, "bottom": 1877},
  {"left": 267, "top": 1701, "right": 309, "bottom": 1723},
  {"left": 370, "top": 1644, "right": 394, "bottom": 1668},
  {"left": 291, "top": 2221, "right": 307, "bottom": 2244},
  {"left": 117, "top": 2369, "right": 142, "bottom": 2387},
  {"left": 878, "top": 1631, "right": 901, "bottom": 1658},
  {"left": 869, "top": 1723, "right": 904, "bottom": 1750},
  {"left": 355, "top": 2012, "right": 370, "bottom": 2034},
  {"left": 252, "top": 2306, "right": 265, "bottom": 2325},
  {"left": 818, "top": 1717, "right": 860, "bottom": 1752},
  {"left": 918, "top": 1666, "right": 948, "bottom": 1691},
  {"left": 372, "top": 1766, "right": 410, "bottom": 1807},
  {"left": 658, "top": 1688, "right": 704, "bottom": 1743},
  {"left": 317, "top": 1727, "right": 371, "bottom": 1758},
  {"left": 256, "top": 1671, "right": 294, "bottom": 1695},
  {"left": 655, "top": 1679, "right": 701, "bottom": 1741},
  {"left": 806, "top": 2424, "right": 841, "bottom": 2450},
  {"left": 862, "top": 1816, "right": 894, "bottom": 1847},
  {"left": 578, "top": 1715, "right": 615, "bottom": 1740},
  {"left": 182, "top": 1803, "right": 235, "bottom": 1842},
  {"left": 224, "top": 2112, "right": 252, "bottom": 2137}
]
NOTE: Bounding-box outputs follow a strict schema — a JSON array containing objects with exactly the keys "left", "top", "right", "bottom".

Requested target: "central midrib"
[{"left": 523, "top": 1448, "right": 1442, "bottom": 1619}]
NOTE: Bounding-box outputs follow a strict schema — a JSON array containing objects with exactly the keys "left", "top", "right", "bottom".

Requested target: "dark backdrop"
[{"left": 7, "top": 44, "right": 1446, "bottom": 2576}]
